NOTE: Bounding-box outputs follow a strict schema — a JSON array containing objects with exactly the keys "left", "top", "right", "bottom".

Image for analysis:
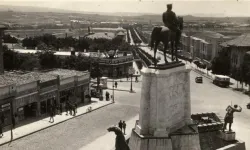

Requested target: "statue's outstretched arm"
[{"left": 237, "top": 106, "right": 242, "bottom": 112}]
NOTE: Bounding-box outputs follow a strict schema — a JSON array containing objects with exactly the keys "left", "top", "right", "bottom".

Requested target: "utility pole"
[{"left": 112, "top": 58, "right": 115, "bottom": 102}]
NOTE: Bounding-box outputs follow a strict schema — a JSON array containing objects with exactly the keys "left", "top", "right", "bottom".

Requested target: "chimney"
[{"left": 0, "top": 25, "right": 7, "bottom": 75}]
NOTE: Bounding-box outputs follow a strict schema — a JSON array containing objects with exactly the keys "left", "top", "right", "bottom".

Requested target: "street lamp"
[
  {"left": 108, "top": 50, "right": 115, "bottom": 102},
  {"left": 128, "top": 67, "right": 135, "bottom": 93}
]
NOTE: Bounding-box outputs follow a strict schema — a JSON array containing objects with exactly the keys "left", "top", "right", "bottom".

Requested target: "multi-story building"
[
  {"left": 181, "top": 31, "right": 232, "bottom": 66},
  {"left": 220, "top": 34, "right": 250, "bottom": 71},
  {"left": 192, "top": 31, "right": 232, "bottom": 60}
]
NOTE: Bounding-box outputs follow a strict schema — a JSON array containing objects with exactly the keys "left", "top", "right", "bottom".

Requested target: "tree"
[
  {"left": 38, "top": 50, "right": 57, "bottom": 69},
  {"left": 90, "top": 62, "right": 103, "bottom": 93},
  {"left": 3, "top": 34, "right": 18, "bottom": 43},
  {"left": 20, "top": 55, "right": 39, "bottom": 71},
  {"left": 242, "top": 53, "right": 250, "bottom": 91},
  {"left": 211, "top": 49, "right": 230, "bottom": 75},
  {"left": 3, "top": 45, "right": 19, "bottom": 70},
  {"left": 37, "top": 41, "right": 48, "bottom": 50}
]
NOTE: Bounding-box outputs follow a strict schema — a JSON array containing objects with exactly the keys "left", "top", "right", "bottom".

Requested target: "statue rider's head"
[
  {"left": 234, "top": 105, "right": 238, "bottom": 108},
  {"left": 167, "top": 4, "right": 172, "bottom": 10}
]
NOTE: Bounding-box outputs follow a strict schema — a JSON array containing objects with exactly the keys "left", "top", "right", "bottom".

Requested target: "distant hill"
[{"left": 0, "top": 5, "right": 249, "bottom": 24}]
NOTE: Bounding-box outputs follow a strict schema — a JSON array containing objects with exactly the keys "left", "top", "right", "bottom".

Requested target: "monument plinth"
[{"left": 129, "top": 62, "right": 201, "bottom": 150}]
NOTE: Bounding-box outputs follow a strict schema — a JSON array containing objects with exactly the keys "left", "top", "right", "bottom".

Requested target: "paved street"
[{"left": 1, "top": 69, "right": 249, "bottom": 149}]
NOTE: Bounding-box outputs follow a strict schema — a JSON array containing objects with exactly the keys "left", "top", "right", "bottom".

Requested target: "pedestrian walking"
[
  {"left": 75, "top": 103, "right": 77, "bottom": 114},
  {"left": 60, "top": 103, "right": 63, "bottom": 115},
  {"left": 106, "top": 91, "right": 110, "bottom": 101},
  {"left": 135, "top": 76, "right": 138, "bottom": 82},
  {"left": 126, "top": 74, "right": 129, "bottom": 81},
  {"left": 1, "top": 114, "right": 5, "bottom": 125},
  {"left": 118, "top": 120, "right": 123, "bottom": 131},
  {"left": 115, "top": 81, "right": 118, "bottom": 88},
  {"left": 65, "top": 102, "right": 69, "bottom": 115},
  {"left": 49, "top": 105, "right": 54, "bottom": 123},
  {"left": 122, "top": 121, "right": 126, "bottom": 135},
  {"left": 0, "top": 122, "right": 3, "bottom": 138}
]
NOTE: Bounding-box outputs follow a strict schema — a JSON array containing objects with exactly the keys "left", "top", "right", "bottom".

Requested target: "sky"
[{"left": 1, "top": 0, "right": 250, "bottom": 17}]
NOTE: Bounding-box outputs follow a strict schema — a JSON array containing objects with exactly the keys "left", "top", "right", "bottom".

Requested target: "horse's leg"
[
  {"left": 175, "top": 42, "right": 179, "bottom": 61},
  {"left": 171, "top": 41, "right": 174, "bottom": 61},
  {"left": 154, "top": 40, "right": 159, "bottom": 67},
  {"left": 164, "top": 42, "right": 168, "bottom": 63}
]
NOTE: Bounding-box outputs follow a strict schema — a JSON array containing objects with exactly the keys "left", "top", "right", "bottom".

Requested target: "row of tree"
[
  {"left": 129, "top": 26, "right": 142, "bottom": 45},
  {"left": 3, "top": 46, "right": 102, "bottom": 79},
  {"left": 126, "top": 29, "right": 131, "bottom": 43},
  {"left": 21, "top": 34, "right": 133, "bottom": 52},
  {"left": 134, "top": 27, "right": 148, "bottom": 44},
  {"left": 211, "top": 49, "right": 250, "bottom": 90}
]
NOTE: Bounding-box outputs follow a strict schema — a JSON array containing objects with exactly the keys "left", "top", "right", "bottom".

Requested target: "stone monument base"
[
  {"left": 219, "top": 131, "right": 236, "bottom": 141},
  {"left": 129, "top": 124, "right": 201, "bottom": 150}
]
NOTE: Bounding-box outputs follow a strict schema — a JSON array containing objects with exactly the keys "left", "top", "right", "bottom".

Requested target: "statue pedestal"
[
  {"left": 129, "top": 62, "right": 201, "bottom": 150},
  {"left": 219, "top": 131, "right": 236, "bottom": 141}
]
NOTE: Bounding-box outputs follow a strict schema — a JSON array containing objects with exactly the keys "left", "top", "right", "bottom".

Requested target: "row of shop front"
[{"left": 0, "top": 75, "right": 90, "bottom": 128}]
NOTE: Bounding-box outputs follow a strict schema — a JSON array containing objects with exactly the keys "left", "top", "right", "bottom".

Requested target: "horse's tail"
[{"left": 150, "top": 26, "right": 162, "bottom": 50}]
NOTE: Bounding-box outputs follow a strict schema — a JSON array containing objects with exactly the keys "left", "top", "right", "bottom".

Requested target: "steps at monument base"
[{"left": 129, "top": 128, "right": 201, "bottom": 150}]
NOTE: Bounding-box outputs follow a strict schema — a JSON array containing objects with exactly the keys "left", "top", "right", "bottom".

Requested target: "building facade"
[
  {"left": 0, "top": 69, "right": 90, "bottom": 125},
  {"left": 220, "top": 34, "right": 250, "bottom": 71},
  {"left": 0, "top": 84, "right": 16, "bottom": 128},
  {"left": 181, "top": 31, "right": 232, "bottom": 66}
]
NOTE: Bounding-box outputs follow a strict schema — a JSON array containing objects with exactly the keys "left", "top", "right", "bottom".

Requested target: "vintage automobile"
[
  {"left": 247, "top": 103, "right": 250, "bottom": 109},
  {"left": 213, "top": 75, "right": 230, "bottom": 87},
  {"left": 195, "top": 76, "right": 203, "bottom": 83}
]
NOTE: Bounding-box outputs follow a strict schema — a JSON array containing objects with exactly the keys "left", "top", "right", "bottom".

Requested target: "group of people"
[
  {"left": 118, "top": 120, "right": 127, "bottom": 135},
  {"left": 49, "top": 101, "right": 78, "bottom": 123}
]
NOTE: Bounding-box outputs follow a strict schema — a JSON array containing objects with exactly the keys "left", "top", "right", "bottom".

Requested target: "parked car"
[
  {"left": 247, "top": 103, "right": 250, "bottom": 109},
  {"left": 195, "top": 76, "right": 203, "bottom": 83},
  {"left": 213, "top": 75, "right": 230, "bottom": 87}
]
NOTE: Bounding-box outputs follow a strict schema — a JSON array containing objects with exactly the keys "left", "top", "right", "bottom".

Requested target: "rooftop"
[
  {"left": 46, "top": 69, "right": 87, "bottom": 79},
  {"left": 0, "top": 25, "right": 7, "bottom": 30},
  {"left": 194, "top": 31, "right": 230, "bottom": 39},
  {"left": 0, "top": 69, "right": 88, "bottom": 87},
  {"left": 116, "top": 31, "right": 126, "bottom": 36},
  {"left": 221, "top": 34, "right": 250, "bottom": 47}
]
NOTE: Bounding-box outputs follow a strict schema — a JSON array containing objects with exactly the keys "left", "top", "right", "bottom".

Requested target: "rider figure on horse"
[{"left": 162, "top": 4, "right": 181, "bottom": 46}]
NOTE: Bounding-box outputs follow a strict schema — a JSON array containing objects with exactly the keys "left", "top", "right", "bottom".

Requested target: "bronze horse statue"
[
  {"left": 107, "top": 126, "right": 130, "bottom": 150},
  {"left": 150, "top": 17, "right": 183, "bottom": 66}
]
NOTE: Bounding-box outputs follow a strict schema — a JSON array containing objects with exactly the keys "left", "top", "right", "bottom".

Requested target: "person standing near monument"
[
  {"left": 115, "top": 81, "right": 118, "bottom": 88},
  {"left": 223, "top": 104, "right": 242, "bottom": 132},
  {"left": 118, "top": 120, "right": 123, "bottom": 131},
  {"left": 122, "top": 121, "right": 126, "bottom": 135}
]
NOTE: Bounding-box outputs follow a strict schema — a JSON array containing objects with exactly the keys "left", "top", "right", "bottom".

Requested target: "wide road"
[{"left": 1, "top": 70, "right": 249, "bottom": 149}]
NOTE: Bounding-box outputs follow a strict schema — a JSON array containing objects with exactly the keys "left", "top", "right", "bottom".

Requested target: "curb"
[{"left": 0, "top": 101, "right": 114, "bottom": 147}]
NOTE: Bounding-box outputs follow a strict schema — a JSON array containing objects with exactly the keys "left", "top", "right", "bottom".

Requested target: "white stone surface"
[{"left": 137, "top": 65, "right": 192, "bottom": 136}]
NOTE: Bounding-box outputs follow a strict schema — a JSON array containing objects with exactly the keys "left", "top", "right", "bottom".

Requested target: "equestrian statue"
[
  {"left": 107, "top": 126, "right": 130, "bottom": 150},
  {"left": 150, "top": 4, "right": 183, "bottom": 66}
]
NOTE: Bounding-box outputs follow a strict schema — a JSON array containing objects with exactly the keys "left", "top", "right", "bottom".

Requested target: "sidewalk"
[
  {"left": 0, "top": 99, "right": 113, "bottom": 146},
  {"left": 79, "top": 115, "right": 139, "bottom": 150}
]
